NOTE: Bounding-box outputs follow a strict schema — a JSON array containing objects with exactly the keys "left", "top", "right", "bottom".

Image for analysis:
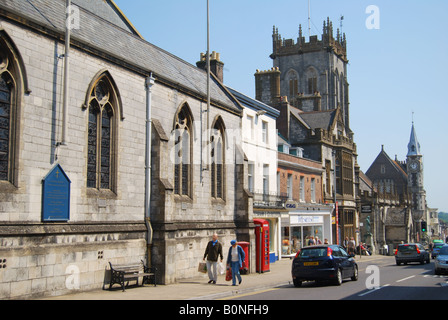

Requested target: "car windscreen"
[
  {"left": 398, "top": 245, "right": 417, "bottom": 252},
  {"left": 298, "top": 248, "right": 328, "bottom": 258},
  {"left": 438, "top": 246, "right": 448, "bottom": 255},
  {"left": 434, "top": 244, "right": 444, "bottom": 248}
]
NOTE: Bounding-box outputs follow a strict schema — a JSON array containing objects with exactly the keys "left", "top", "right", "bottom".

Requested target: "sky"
[{"left": 114, "top": 0, "right": 448, "bottom": 212}]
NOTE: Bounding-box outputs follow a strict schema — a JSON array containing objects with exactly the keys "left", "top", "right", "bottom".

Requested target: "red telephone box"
[{"left": 254, "top": 219, "right": 270, "bottom": 273}]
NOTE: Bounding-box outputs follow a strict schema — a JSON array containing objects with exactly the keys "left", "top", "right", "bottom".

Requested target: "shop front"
[
  {"left": 253, "top": 210, "right": 283, "bottom": 263},
  {"left": 281, "top": 204, "right": 333, "bottom": 258}
]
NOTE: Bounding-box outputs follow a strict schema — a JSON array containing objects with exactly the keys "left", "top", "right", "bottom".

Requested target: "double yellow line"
[{"left": 218, "top": 288, "right": 279, "bottom": 300}]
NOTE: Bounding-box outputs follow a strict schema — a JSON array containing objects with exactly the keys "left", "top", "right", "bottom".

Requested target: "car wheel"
[
  {"left": 334, "top": 269, "right": 343, "bottom": 286},
  {"left": 396, "top": 261, "right": 401, "bottom": 266},
  {"left": 351, "top": 265, "right": 359, "bottom": 281},
  {"left": 293, "top": 278, "right": 302, "bottom": 287},
  {"left": 435, "top": 269, "right": 440, "bottom": 275}
]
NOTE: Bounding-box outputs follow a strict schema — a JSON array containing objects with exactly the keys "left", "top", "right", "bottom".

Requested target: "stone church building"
[
  {"left": 254, "top": 21, "right": 359, "bottom": 245},
  {"left": 0, "top": 0, "right": 254, "bottom": 299},
  {"left": 363, "top": 123, "right": 430, "bottom": 252}
]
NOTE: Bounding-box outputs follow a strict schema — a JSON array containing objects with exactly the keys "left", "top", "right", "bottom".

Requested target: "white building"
[{"left": 226, "top": 87, "right": 283, "bottom": 263}]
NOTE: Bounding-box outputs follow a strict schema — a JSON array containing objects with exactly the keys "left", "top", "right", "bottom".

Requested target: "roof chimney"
[{"left": 196, "top": 51, "right": 224, "bottom": 83}]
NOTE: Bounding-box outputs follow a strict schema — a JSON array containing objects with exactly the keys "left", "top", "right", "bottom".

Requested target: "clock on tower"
[{"left": 408, "top": 160, "right": 420, "bottom": 173}]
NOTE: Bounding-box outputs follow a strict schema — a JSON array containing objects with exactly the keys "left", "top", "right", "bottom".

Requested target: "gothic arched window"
[
  {"left": 0, "top": 72, "right": 12, "bottom": 181},
  {"left": 0, "top": 32, "right": 27, "bottom": 186},
  {"left": 174, "top": 104, "right": 193, "bottom": 197},
  {"left": 306, "top": 67, "right": 318, "bottom": 94},
  {"left": 211, "top": 117, "right": 225, "bottom": 199},
  {"left": 87, "top": 76, "right": 118, "bottom": 191},
  {"left": 287, "top": 70, "right": 299, "bottom": 101}
]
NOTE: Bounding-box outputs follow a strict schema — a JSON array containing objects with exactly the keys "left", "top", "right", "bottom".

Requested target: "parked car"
[
  {"left": 431, "top": 243, "right": 445, "bottom": 259},
  {"left": 291, "top": 245, "right": 358, "bottom": 287},
  {"left": 395, "top": 243, "right": 430, "bottom": 265},
  {"left": 434, "top": 245, "right": 448, "bottom": 275}
]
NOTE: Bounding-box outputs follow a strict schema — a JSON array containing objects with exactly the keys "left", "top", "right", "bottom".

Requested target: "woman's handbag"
[
  {"left": 225, "top": 267, "right": 232, "bottom": 281},
  {"left": 198, "top": 262, "right": 207, "bottom": 273}
]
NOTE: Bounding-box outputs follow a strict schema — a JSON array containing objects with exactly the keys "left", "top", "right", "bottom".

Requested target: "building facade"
[
  {"left": 364, "top": 123, "right": 435, "bottom": 251},
  {"left": 277, "top": 136, "right": 333, "bottom": 256},
  {"left": 226, "top": 86, "right": 282, "bottom": 263},
  {"left": 0, "top": 0, "right": 254, "bottom": 299},
  {"left": 254, "top": 20, "right": 359, "bottom": 245}
]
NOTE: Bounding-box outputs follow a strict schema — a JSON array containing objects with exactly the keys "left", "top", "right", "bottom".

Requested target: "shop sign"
[
  {"left": 290, "top": 215, "right": 323, "bottom": 225},
  {"left": 285, "top": 201, "right": 297, "bottom": 209}
]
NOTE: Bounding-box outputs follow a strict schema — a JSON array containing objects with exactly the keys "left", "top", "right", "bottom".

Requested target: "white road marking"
[
  {"left": 396, "top": 275, "right": 415, "bottom": 283},
  {"left": 358, "top": 284, "right": 390, "bottom": 297}
]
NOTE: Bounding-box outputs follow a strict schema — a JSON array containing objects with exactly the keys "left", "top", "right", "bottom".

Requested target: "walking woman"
[{"left": 226, "top": 240, "right": 245, "bottom": 286}]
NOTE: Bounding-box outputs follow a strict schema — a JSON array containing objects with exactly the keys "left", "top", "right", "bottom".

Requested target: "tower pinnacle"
[{"left": 407, "top": 123, "right": 421, "bottom": 156}]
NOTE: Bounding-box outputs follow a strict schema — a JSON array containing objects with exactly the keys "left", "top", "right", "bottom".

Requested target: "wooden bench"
[{"left": 109, "top": 260, "right": 156, "bottom": 291}]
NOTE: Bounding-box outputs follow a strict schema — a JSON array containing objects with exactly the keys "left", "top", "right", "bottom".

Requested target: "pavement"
[{"left": 40, "top": 254, "right": 381, "bottom": 300}]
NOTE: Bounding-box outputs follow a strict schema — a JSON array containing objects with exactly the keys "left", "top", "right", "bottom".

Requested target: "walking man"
[{"left": 203, "top": 233, "right": 223, "bottom": 284}]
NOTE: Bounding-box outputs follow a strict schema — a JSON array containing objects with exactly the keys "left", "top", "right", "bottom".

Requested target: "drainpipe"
[
  {"left": 61, "top": 0, "right": 71, "bottom": 146},
  {"left": 145, "top": 73, "right": 155, "bottom": 267},
  {"left": 206, "top": 0, "right": 211, "bottom": 163}
]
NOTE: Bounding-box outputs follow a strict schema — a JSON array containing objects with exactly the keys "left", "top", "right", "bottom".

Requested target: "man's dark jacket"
[{"left": 203, "top": 241, "right": 223, "bottom": 261}]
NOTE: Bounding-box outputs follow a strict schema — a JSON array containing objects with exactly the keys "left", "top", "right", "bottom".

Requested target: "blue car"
[
  {"left": 432, "top": 243, "right": 445, "bottom": 259},
  {"left": 291, "top": 245, "right": 358, "bottom": 287}
]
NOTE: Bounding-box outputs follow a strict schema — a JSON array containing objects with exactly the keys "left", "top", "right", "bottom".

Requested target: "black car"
[{"left": 291, "top": 245, "right": 358, "bottom": 287}]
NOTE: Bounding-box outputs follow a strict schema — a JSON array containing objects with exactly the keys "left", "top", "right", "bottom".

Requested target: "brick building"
[{"left": 277, "top": 135, "right": 333, "bottom": 255}]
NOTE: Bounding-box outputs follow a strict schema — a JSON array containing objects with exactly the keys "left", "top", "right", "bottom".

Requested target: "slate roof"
[
  {"left": 289, "top": 107, "right": 311, "bottom": 130},
  {"left": 0, "top": 0, "right": 242, "bottom": 114},
  {"left": 366, "top": 147, "right": 408, "bottom": 180},
  {"left": 299, "top": 109, "right": 337, "bottom": 131},
  {"left": 226, "top": 86, "right": 279, "bottom": 119},
  {"left": 73, "top": 0, "right": 141, "bottom": 36}
]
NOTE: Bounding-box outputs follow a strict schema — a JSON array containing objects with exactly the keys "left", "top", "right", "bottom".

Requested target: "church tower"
[
  {"left": 256, "top": 18, "right": 351, "bottom": 131},
  {"left": 406, "top": 122, "right": 426, "bottom": 222}
]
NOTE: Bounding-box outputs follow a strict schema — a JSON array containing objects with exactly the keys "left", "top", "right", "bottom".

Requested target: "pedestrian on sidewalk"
[
  {"left": 307, "top": 236, "right": 315, "bottom": 246},
  {"left": 226, "top": 240, "right": 245, "bottom": 286},
  {"left": 347, "top": 237, "right": 356, "bottom": 255},
  {"left": 343, "top": 236, "right": 349, "bottom": 250},
  {"left": 203, "top": 233, "right": 223, "bottom": 284}
]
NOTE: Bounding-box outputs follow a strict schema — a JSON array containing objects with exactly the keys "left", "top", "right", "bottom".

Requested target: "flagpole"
[
  {"left": 206, "top": 0, "right": 210, "bottom": 168},
  {"left": 308, "top": 0, "right": 311, "bottom": 37}
]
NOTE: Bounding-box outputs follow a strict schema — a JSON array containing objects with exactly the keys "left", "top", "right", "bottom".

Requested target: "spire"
[{"left": 407, "top": 123, "right": 421, "bottom": 156}]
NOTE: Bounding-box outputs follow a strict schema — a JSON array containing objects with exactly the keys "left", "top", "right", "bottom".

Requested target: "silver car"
[
  {"left": 434, "top": 245, "right": 448, "bottom": 275},
  {"left": 395, "top": 243, "right": 430, "bottom": 265}
]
